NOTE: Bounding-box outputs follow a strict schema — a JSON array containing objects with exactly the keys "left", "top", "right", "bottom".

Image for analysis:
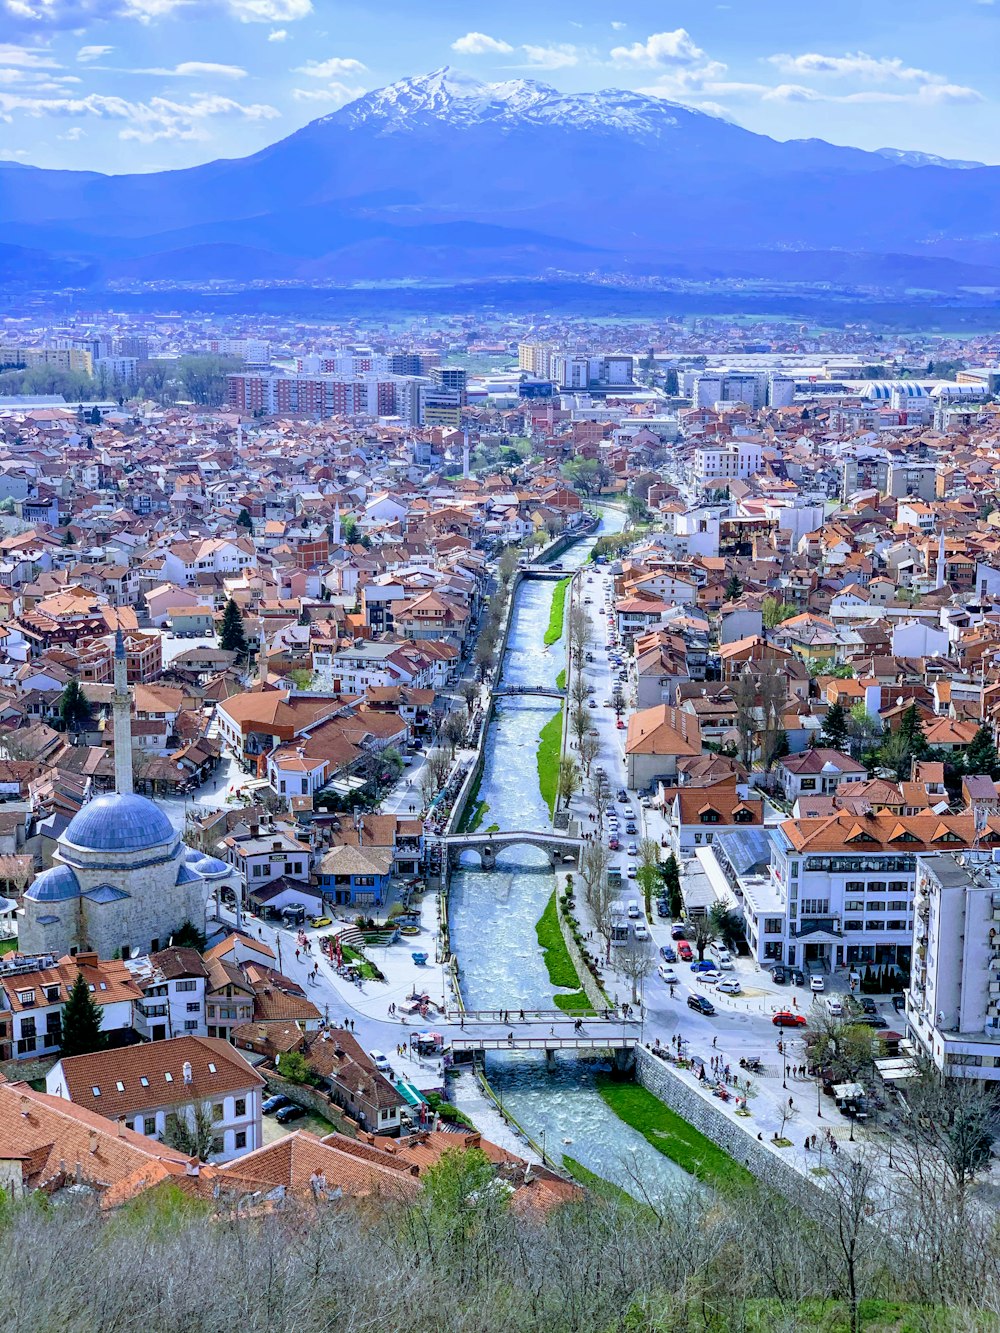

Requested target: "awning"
[
  {"left": 875, "top": 1056, "right": 919, "bottom": 1083},
  {"left": 325, "top": 774, "right": 368, "bottom": 796},
  {"left": 833, "top": 1082, "right": 865, "bottom": 1100},
  {"left": 395, "top": 1078, "right": 428, "bottom": 1107}
]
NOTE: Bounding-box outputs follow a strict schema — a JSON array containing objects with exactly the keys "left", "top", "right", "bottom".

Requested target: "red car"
[
  {"left": 772, "top": 1011, "right": 807, "bottom": 1028},
  {"left": 616, "top": 719, "right": 625, "bottom": 729},
  {"left": 677, "top": 941, "right": 693, "bottom": 961},
  {"left": 608, "top": 837, "right": 620, "bottom": 851}
]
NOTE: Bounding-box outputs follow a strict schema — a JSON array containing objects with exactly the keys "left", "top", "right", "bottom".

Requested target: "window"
[
  {"left": 845, "top": 882, "right": 864, "bottom": 893},
  {"left": 235, "top": 1130, "right": 247, "bottom": 1149},
  {"left": 211, "top": 1136, "right": 224, "bottom": 1157},
  {"left": 164, "top": 1072, "right": 173, "bottom": 1083},
  {"left": 887, "top": 920, "right": 906, "bottom": 931},
  {"left": 763, "top": 917, "right": 784, "bottom": 935},
  {"left": 140, "top": 1076, "right": 149, "bottom": 1087},
  {"left": 184, "top": 1020, "right": 199, "bottom": 1031},
  {"left": 186, "top": 1002, "right": 201, "bottom": 1013},
  {"left": 252, "top": 864, "right": 266, "bottom": 877},
  {"left": 844, "top": 920, "right": 863, "bottom": 931},
  {"left": 844, "top": 900, "right": 863, "bottom": 912},
  {"left": 234, "top": 1097, "right": 246, "bottom": 1117},
  {"left": 888, "top": 900, "right": 908, "bottom": 912},
  {"left": 212, "top": 1103, "right": 225, "bottom": 1121},
  {"left": 867, "top": 901, "right": 885, "bottom": 912},
  {"left": 44, "top": 986, "right": 60, "bottom": 1003},
  {"left": 144, "top": 1116, "right": 156, "bottom": 1135},
  {"left": 867, "top": 881, "right": 886, "bottom": 893},
  {"left": 889, "top": 880, "right": 907, "bottom": 892},
  {"left": 92, "top": 1086, "right": 101, "bottom": 1097},
  {"left": 176, "top": 980, "right": 197, "bottom": 992},
  {"left": 799, "top": 778, "right": 816, "bottom": 791},
  {"left": 16, "top": 990, "right": 34, "bottom": 1006},
  {"left": 866, "top": 920, "right": 885, "bottom": 931},
  {"left": 801, "top": 899, "right": 830, "bottom": 915}
]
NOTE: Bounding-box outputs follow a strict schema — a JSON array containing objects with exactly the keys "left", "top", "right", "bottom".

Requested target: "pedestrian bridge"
[
  {"left": 440, "top": 829, "right": 584, "bottom": 869},
  {"left": 491, "top": 684, "right": 566, "bottom": 701},
  {"left": 451, "top": 1034, "right": 638, "bottom": 1055},
  {"left": 521, "top": 565, "right": 571, "bottom": 581}
]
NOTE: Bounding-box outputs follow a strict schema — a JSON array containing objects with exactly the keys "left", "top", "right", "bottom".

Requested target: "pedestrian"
[
  {"left": 712, "top": 1035, "right": 717, "bottom": 1048},
  {"left": 519, "top": 1009, "right": 525, "bottom": 1021},
  {"left": 793, "top": 996, "right": 797, "bottom": 1008},
  {"left": 724, "top": 1064, "right": 730, "bottom": 1080},
  {"left": 295, "top": 948, "right": 300, "bottom": 962},
  {"left": 788, "top": 1096, "right": 794, "bottom": 1109}
]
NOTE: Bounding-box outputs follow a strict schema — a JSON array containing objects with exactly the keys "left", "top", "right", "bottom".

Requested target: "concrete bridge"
[
  {"left": 440, "top": 829, "right": 584, "bottom": 869},
  {"left": 491, "top": 684, "right": 566, "bottom": 701},
  {"left": 521, "top": 565, "right": 571, "bottom": 580},
  {"left": 451, "top": 1034, "right": 638, "bottom": 1057},
  {"left": 445, "top": 1011, "right": 638, "bottom": 1066}
]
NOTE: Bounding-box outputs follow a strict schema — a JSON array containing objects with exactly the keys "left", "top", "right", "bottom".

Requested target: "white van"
[{"left": 710, "top": 943, "right": 734, "bottom": 970}]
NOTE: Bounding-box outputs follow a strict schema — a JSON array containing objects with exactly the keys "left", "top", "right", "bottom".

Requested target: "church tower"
[{"left": 112, "top": 629, "right": 134, "bottom": 796}]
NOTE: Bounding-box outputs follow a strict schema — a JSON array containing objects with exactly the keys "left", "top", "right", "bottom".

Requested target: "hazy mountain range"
[{"left": 2, "top": 67, "right": 1000, "bottom": 291}]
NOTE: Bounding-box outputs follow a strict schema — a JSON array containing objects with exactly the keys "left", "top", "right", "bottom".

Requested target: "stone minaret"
[
  {"left": 112, "top": 628, "right": 134, "bottom": 796},
  {"left": 462, "top": 430, "right": 470, "bottom": 480},
  {"left": 935, "top": 528, "right": 946, "bottom": 589},
  {"left": 332, "top": 501, "right": 342, "bottom": 545}
]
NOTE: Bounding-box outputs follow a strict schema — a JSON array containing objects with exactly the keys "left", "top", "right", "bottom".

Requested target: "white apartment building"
[
  {"left": 907, "top": 851, "right": 1000, "bottom": 1081},
  {"left": 692, "top": 440, "right": 764, "bottom": 487}
]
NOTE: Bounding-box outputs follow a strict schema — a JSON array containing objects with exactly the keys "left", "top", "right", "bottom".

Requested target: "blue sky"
[{"left": 0, "top": 0, "right": 997, "bottom": 172}]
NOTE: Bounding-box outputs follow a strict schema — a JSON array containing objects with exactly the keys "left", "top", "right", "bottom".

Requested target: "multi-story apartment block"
[{"left": 908, "top": 851, "right": 1000, "bottom": 1081}]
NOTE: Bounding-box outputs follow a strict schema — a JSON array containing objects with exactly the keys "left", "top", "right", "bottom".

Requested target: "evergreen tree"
[
  {"left": 236, "top": 508, "right": 253, "bottom": 531},
  {"left": 664, "top": 367, "right": 679, "bottom": 396},
  {"left": 60, "top": 972, "right": 106, "bottom": 1058},
  {"left": 965, "top": 725, "right": 1000, "bottom": 779},
  {"left": 724, "top": 574, "right": 743, "bottom": 601},
  {"left": 59, "top": 677, "right": 93, "bottom": 735},
  {"left": 219, "top": 598, "right": 248, "bottom": 658},
  {"left": 661, "top": 853, "right": 682, "bottom": 920},
  {"left": 820, "top": 701, "right": 850, "bottom": 752},
  {"left": 898, "top": 703, "right": 930, "bottom": 760}
]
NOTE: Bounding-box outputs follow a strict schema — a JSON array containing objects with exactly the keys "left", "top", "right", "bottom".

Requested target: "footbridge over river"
[
  {"left": 446, "top": 1010, "right": 639, "bottom": 1067},
  {"left": 491, "top": 684, "right": 566, "bottom": 701},
  {"left": 439, "top": 829, "right": 584, "bottom": 870}
]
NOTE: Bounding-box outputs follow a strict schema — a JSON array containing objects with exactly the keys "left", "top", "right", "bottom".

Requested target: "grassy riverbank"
[
  {"left": 543, "top": 577, "right": 571, "bottom": 646},
  {"left": 596, "top": 1076, "right": 754, "bottom": 1193},
  {"left": 535, "top": 892, "right": 592, "bottom": 1013},
  {"left": 537, "top": 708, "right": 563, "bottom": 815}
]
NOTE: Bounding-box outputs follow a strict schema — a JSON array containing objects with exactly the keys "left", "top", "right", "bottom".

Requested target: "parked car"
[
  {"left": 690, "top": 959, "right": 716, "bottom": 972},
  {"left": 659, "top": 944, "right": 676, "bottom": 961},
  {"left": 860, "top": 996, "right": 878, "bottom": 1015},
  {"left": 810, "top": 975, "right": 825, "bottom": 993},
  {"left": 687, "top": 994, "right": 716, "bottom": 1016},
  {"left": 716, "top": 978, "right": 743, "bottom": 996},
  {"left": 275, "top": 1103, "right": 306, "bottom": 1125},
  {"left": 625, "top": 822, "right": 638, "bottom": 835},
  {"left": 617, "top": 789, "right": 628, "bottom": 801},
  {"left": 789, "top": 968, "right": 805, "bottom": 986},
  {"left": 827, "top": 998, "right": 843, "bottom": 1017},
  {"left": 671, "top": 924, "right": 688, "bottom": 940},
  {"left": 656, "top": 901, "right": 670, "bottom": 919},
  {"left": 369, "top": 1050, "right": 392, "bottom": 1073},
  {"left": 696, "top": 969, "right": 724, "bottom": 985},
  {"left": 626, "top": 842, "right": 638, "bottom": 856},
  {"left": 677, "top": 941, "right": 693, "bottom": 961},
  {"left": 262, "top": 1094, "right": 290, "bottom": 1115},
  {"left": 891, "top": 993, "right": 906, "bottom": 1012},
  {"left": 771, "top": 965, "right": 787, "bottom": 984},
  {"left": 772, "top": 1011, "right": 808, "bottom": 1028},
  {"left": 857, "top": 1014, "right": 889, "bottom": 1029}
]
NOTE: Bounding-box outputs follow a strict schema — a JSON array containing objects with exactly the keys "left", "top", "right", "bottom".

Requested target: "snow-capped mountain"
[
  {"left": 2, "top": 68, "right": 1000, "bottom": 289},
  {"left": 330, "top": 66, "right": 697, "bottom": 136}
]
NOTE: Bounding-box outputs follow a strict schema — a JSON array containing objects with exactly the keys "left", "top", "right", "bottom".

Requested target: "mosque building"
[{"left": 19, "top": 632, "right": 243, "bottom": 960}]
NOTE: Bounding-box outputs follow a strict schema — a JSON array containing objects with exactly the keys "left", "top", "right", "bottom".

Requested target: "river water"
[{"left": 448, "top": 511, "right": 689, "bottom": 1198}]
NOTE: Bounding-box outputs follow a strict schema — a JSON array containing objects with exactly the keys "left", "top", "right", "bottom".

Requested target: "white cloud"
[
  {"left": 267, "top": 27, "right": 287, "bottom": 41},
  {"left": 0, "top": 147, "right": 29, "bottom": 158},
  {"left": 0, "top": 42, "right": 59, "bottom": 67},
  {"left": 77, "top": 44, "right": 113, "bottom": 61},
  {"left": 610, "top": 21, "right": 626, "bottom": 31},
  {"left": 291, "top": 79, "right": 364, "bottom": 106},
  {"left": 610, "top": 28, "right": 705, "bottom": 68},
  {"left": 767, "top": 51, "right": 945, "bottom": 84},
  {"left": 58, "top": 123, "right": 83, "bottom": 138},
  {"left": 450, "top": 32, "right": 513, "bottom": 56},
  {"left": 1, "top": 0, "right": 311, "bottom": 25},
  {"left": 521, "top": 43, "right": 578, "bottom": 69},
  {"left": 0, "top": 87, "right": 280, "bottom": 144},
  {"left": 760, "top": 80, "right": 982, "bottom": 106},
  {"left": 166, "top": 60, "right": 247, "bottom": 78},
  {"left": 295, "top": 56, "right": 366, "bottom": 78}
]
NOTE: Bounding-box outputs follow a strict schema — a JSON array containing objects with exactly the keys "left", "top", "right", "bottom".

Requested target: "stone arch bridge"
[{"left": 439, "top": 830, "right": 584, "bottom": 870}]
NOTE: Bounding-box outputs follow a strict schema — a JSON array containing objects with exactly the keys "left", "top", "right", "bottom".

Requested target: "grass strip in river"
[
  {"left": 536, "top": 892, "right": 594, "bottom": 1013},
  {"left": 543, "top": 577, "right": 571, "bottom": 646},
  {"left": 596, "top": 1076, "right": 754, "bottom": 1193},
  {"left": 536, "top": 708, "right": 563, "bottom": 815}
]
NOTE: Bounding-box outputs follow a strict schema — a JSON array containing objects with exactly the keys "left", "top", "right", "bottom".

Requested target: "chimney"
[
  {"left": 185, "top": 1161, "right": 200, "bottom": 1177},
  {"left": 117, "top": 1118, "right": 126, "bottom": 1138},
  {"left": 182, "top": 1061, "right": 192, "bottom": 1085},
  {"left": 88, "top": 1132, "right": 98, "bottom": 1154}
]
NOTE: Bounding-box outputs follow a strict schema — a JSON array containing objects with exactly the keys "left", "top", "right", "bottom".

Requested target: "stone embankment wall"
[{"left": 634, "top": 1046, "right": 813, "bottom": 1200}]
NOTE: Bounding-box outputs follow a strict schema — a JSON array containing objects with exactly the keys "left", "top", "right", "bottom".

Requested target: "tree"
[
  {"left": 218, "top": 598, "right": 248, "bottom": 659},
  {"left": 579, "top": 732, "right": 600, "bottom": 777},
  {"left": 569, "top": 604, "right": 589, "bottom": 665},
  {"left": 570, "top": 705, "right": 589, "bottom": 748},
  {"left": 497, "top": 545, "right": 519, "bottom": 585},
  {"left": 664, "top": 367, "right": 679, "bottom": 395},
  {"left": 731, "top": 667, "right": 758, "bottom": 768},
  {"left": 236, "top": 508, "right": 253, "bottom": 531},
  {"left": 661, "top": 852, "right": 682, "bottom": 919},
  {"left": 692, "top": 914, "right": 715, "bottom": 961},
  {"left": 708, "top": 902, "right": 743, "bottom": 951},
  {"left": 59, "top": 677, "right": 93, "bottom": 736},
  {"left": 636, "top": 838, "right": 661, "bottom": 917},
  {"left": 820, "top": 700, "right": 850, "bottom": 752},
  {"left": 556, "top": 757, "right": 581, "bottom": 810},
  {"left": 964, "top": 724, "right": 1000, "bottom": 779},
  {"left": 441, "top": 708, "right": 468, "bottom": 758},
  {"left": 625, "top": 495, "right": 650, "bottom": 524},
  {"left": 473, "top": 634, "right": 496, "bottom": 682},
  {"left": 898, "top": 1064, "right": 1000, "bottom": 1198},
  {"left": 723, "top": 574, "right": 743, "bottom": 601},
  {"left": 619, "top": 934, "right": 654, "bottom": 1003},
  {"left": 60, "top": 972, "right": 106, "bottom": 1058},
  {"left": 171, "top": 920, "right": 206, "bottom": 950},
  {"left": 458, "top": 680, "right": 480, "bottom": 712},
  {"left": 162, "top": 1100, "right": 217, "bottom": 1162},
  {"left": 757, "top": 660, "right": 788, "bottom": 771},
  {"left": 762, "top": 596, "right": 795, "bottom": 629}
]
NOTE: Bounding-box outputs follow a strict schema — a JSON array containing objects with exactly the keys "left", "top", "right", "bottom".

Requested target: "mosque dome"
[
  {"left": 25, "top": 864, "right": 80, "bottom": 902},
  {"left": 193, "top": 854, "right": 230, "bottom": 878},
  {"left": 63, "top": 794, "right": 176, "bottom": 855}
]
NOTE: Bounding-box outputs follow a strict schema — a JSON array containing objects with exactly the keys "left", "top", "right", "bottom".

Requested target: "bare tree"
[
  {"left": 557, "top": 756, "right": 581, "bottom": 810},
  {"left": 425, "top": 747, "right": 451, "bottom": 790},
  {"left": 570, "top": 704, "right": 589, "bottom": 748},
  {"left": 757, "top": 659, "right": 789, "bottom": 771},
  {"left": 569, "top": 603, "right": 589, "bottom": 665},
  {"left": 569, "top": 669, "right": 589, "bottom": 712},
  {"left": 458, "top": 680, "right": 480, "bottom": 712},
  {"left": 618, "top": 934, "right": 654, "bottom": 1003},
  {"left": 579, "top": 732, "right": 600, "bottom": 778},
  {"left": 691, "top": 914, "right": 715, "bottom": 961},
  {"left": 441, "top": 708, "right": 468, "bottom": 758},
  {"left": 731, "top": 666, "right": 758, "bottom": 768},
  {"left": 896, "top": 1062, "right": 1000, "bottom": 1200},
  {"left": 162, "top": 1099, "right": 218, "bottom": 1162},
  {"left": 636, "top": 837, "right": 661, "bottom": 916}
]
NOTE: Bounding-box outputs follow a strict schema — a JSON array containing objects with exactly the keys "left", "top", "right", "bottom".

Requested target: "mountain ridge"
[{"left": 2, "top": 68, "right": 999, "bottom": 290}]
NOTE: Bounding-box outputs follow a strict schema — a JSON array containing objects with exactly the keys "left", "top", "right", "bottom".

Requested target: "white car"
[
  {"left": 716, "top": 977, "right": 742, "bottom": 995},
  {"left": 369, "top": 1050, "right": 392, "bottom": 1073},
  {"left": 626, "top": 842, "right": 638, "bottom": 855},
  {"left": 658, "top": 964, "right": 678, "bottom": 983},
  {"left": 633, "top": 923, "right": 650, "bottom": 941},
  {"left": 696, "top": 969, "right": 724, "bottom": 985},
  {"left": 827, "top": 998, "right": 843, "bottom": 1017},
  {"left": 626, "top": 864, "right": 637, "bottom": 878},
  {"left": 626, "top": 902, "right": 641, "bottom": 919},
  {"left": 810, "top": 975, "right": 825, "bottom": 993}
]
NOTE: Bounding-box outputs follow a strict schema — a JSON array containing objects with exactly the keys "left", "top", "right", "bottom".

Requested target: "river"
[{"left": 448, "top": 510, "right": 690, "bottom": 1198}]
